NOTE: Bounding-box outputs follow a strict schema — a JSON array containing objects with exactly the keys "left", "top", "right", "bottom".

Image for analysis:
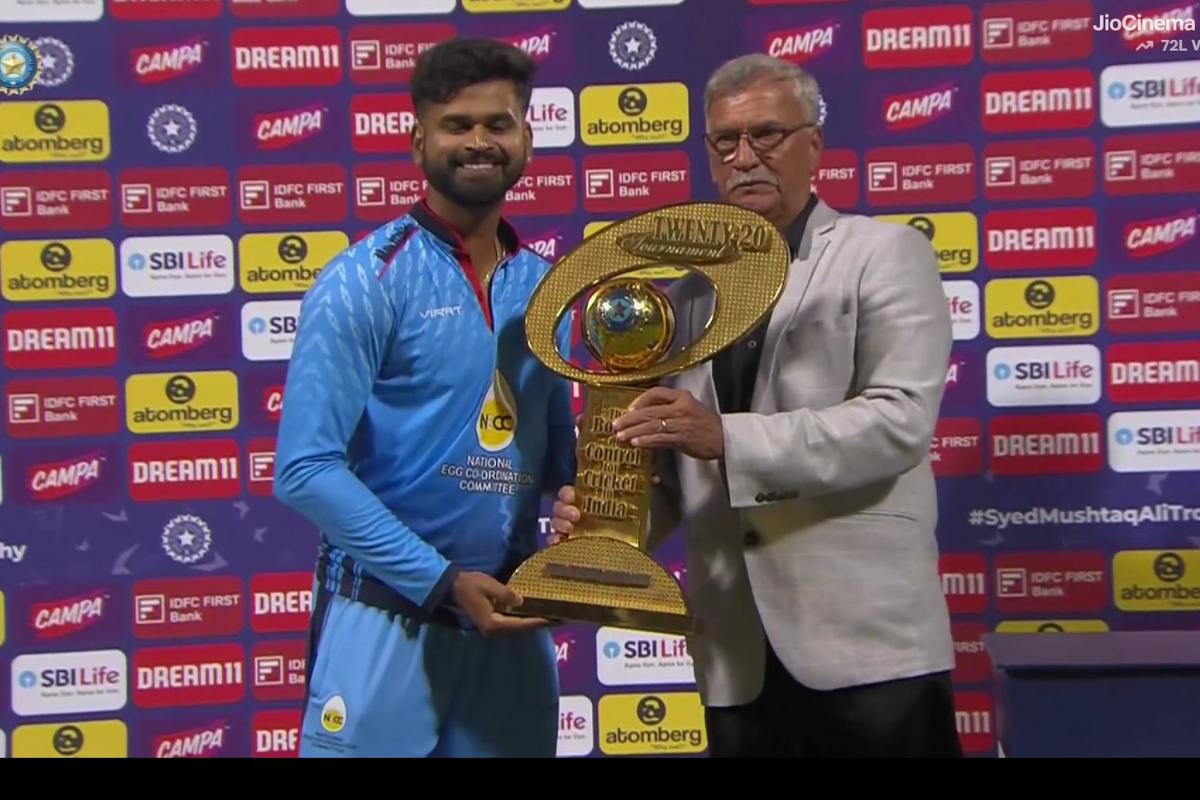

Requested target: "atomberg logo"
[
  {"left": 120, "top": 234, "right": 235, "bottom": 298},
  {"left": 239, "top": 232, "right": 344, "bottom": 294},
  {"left": 4, "top": 308, "right": 117, "bottom": 370},
  {"left": 124, "top": 371, "right": 239, "bottom": 435},
  {"left": 0, "top": 169, "right": 113, "bottom": 233},
  {"left": 862, "top": 5, "right": 974, "bottom": 69},
  {"left": 982, "top": 137, "right": 1096, "bottom": 201},
  {"left": 980, "top": 0, "right": 1094, "bottom": 64},
  {"left": 253, "top": 103, "right": 328, "bottom": 151},
  {"left": 985, "top": 276, "right": 1099, "bottom": 339},
  {"left": 133, "top": 644, "right": 246, "bottom": 709},
  {"left": 987, "top": 344, "right": 1101, "bottom": 407},
  {"left": 940, "top": 553, "right": 987, "bottom": 612},
  {"left": 874, "top": 212, "right": 978, "bottom": 273},
  {"left": 989, "top": 413, "right": 1104, "bottom": 475},
  {"left": 0, "top": 100, "right": 111, "bottom": 165},
  {"left": 242, "top": 300, "right": 301, "bottom": 361},
  {"left": 24, "top": 449, "right": 110, "bottom": 502},
  {"left": 982, "top": 68, "right": 1096, "bottom": 133},
  {"left": 1, "top": 239, "right": 116, "bottom": 303},
  {"left": 10, "top": 720, "right": 128, "bottom": 758},
  {"left": 498, "top": 26, "right": 558, "bottom": 63},
  {"left": 1108, "top": 341, "right": 1200, "bottom": 404},
  {"left": 129, "top": 439, "right": 241, "bottom": 502},
  {"left": 1101, "top": 60, "right": 1200, "bottom": 128},
  {"left": 864, "top": 143, "right": 975, "bottom": 206},
  {"left": 231, "top": 26, "right": 342, "bottom": 88},
  {"left": 598, "top": 693, "right": 706, "bottom": 756},
  {"left": 930, "top": 417, "right": 983, "bottom": 477},
  {"left": 30, "top": 590, "right": 109, "bottom": 640},
  {"left": 1108, "top": 409, "right": 1200, "bottom": 473},
  {"left": 882, "top": 82, "right": 958, "bottom": 131},
  {"left": 351, "top": 93, "right": 414, "bottom": 154},
  {"left": 765, "top": 20, "right": 839, "bottom": 64},
  {"left": 1113, "top": 549, "right": 1200, "bottom": 612},
  {"left": 579, "top": 83, "right": 689, "bottom": 146},
  {"left": 983, "top": 207, "right": 1097, "bottom": 270},
  {"left": 1123, "top": 209, "right": 1197, "bottom": 259},
  {"left": 130, "top": 36, "right": 208, "bottom": 84}
]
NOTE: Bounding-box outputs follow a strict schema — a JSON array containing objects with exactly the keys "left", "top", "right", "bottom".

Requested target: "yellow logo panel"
[
  {"left": 0, "top": 100, "right": 111, "bottom": 163},
  {"left": 13, "top": 720, "right": 127, "bottom": 758},
  {"left": 238, "top": 231, "right": 346, "bottom": 294},
  {"left": 995, "top": 620, "right": 1109, "bottom": 633},
  {"left": 584, "top": 222, "right": 613, "bottom": 238},
  {"left": 1114, "top": 549, "right": 1200, "bottom": 612},
  {"left": 126, "top": 371, "right": 239, "bottom": 434},
  {"left": 580, "top": 83, "right": 689, "bottom": 147},
  {"left": 598, "top": 692, "right": 706, "bottom": 755},
  {"left": 985, "top": 275, "right": 1098, "bottom": 339},
  {"left": 463, "top": 0, "right": 571, "bottom": 10},
  {"left": 1, "top": 239, "right": 115, "bottom": 302},
  {"left": 875, "top": 212, "right": 978, "bottom": 273}
]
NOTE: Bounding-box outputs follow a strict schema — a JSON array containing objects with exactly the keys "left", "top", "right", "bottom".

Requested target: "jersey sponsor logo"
[
  {"left": 250, "top": 639, "right": 306, "bottom": 702},
  {"left": 133, "top": 644, "right": 246, "bottom": 709},
  {"left": 242, "top": 300, "right": 300, "bottom": 361},
  {"left": 0, "top": 0, "right": 102, "bottom": 20},
  {"left": 350, "top": 92, "right": 414, "bottom": 154},
  {"left": 864, "top": 143, "right": 975, "bottom": 205},
  {"left": 231, "top": 26, "right": 342, "bottom": 88},
  {"left": 955, "top": 692, "right": 995, "bottom": 754},
  {"left": 246, "top": 437, "right": 276, "bottom": 497},
  {"left": 0, "top": 169, "right": 112, "bottom": 232},
  {"left": 874, "top": 212, "right": 977, "bottom": 273},
  {"left": 5, "top": 376, "right": 120, "bottom": 440},
  {"left": 29, "top": 590, "right": 110, "bottom": 640},
  {"left": 943, "top": 280, "right": 981, "bottom": 341},
  {"left": 0, "top": 100, "right": 110, "bottom": 164},
  {"left": 811, "top": 148, "right": 859, "bottom": 209},
  {"left": 529, "top": 87, "right": 576, "bottom": 148},
  {"left": 1123, "top": 208, "right": 1198, "bottom": 259},
  {"left": 504, "top": 154, "right": 576, "bottom": 215},
  {"left": 353, "top": 161, "right": 427, "bottom": 221},
  {"left": 987, "top": 344, "right": 1101, "bottom": 407},
  {"left": 557, "top": 695, "right": 595, "bottom": 758},
  {"left": 1, "top": 238, "right": 115, "bottom": 302},
  {"left": 128, "top": 439, "right": 240, "bottom": 502},
  {"left": 237, "top": 163, "right": 347, "bottom": 225},
  {"left": 121, "top": 234, "right": 235, "bottom": 298},
  {"left": 982, "top": 137, "right": 1096, "bottom": 201},
  {"left": 583, "top": 150, "right": 689, "bottom": 213},
  {"left": 1106, "top": 272, "right": 1200, "bottom": 334},
  {"left": 252, "top": 709, "right": 301, "bottom": 757},
  {"left": 598, "top": 692, "right": 706, "bottom": 755},
  {"left": 133, "top": 576, "right": 244, "bottom": 640},
  {"left": 11, "top": 720, "right": 127, "bottom": 757},
  {"left": 1108, "top": 341, "right": 1200, "bottom": 403},
  {"left": 940, "top": 553, "right": 987, "bottom": 612},
  {"left": 982, "top": 68, "right": 1095, "bottom": 133},
  {"left": 1101, "top": 60, "right": 1200, "bottom": 128},
  {"left": 1103, "top": 132, "right": 1200, "bottom": 195},
  {"left": 111, "top": 0, "right": 220, "bottom": 20},
  {"left": 950, "top": 622, "right": 990, "bottom": 683},
  {"left": 118, "top": 167, "right": 231, "bottom": 229},
  {"left": 462, "top": 0, "right": 572, "bottom": 10},
  {"left": 250, "top": 573, "right": 313, "bottom": 633},
  {"left": 980, "top": 0, "right": 1093, "bottom": 63},
  {"left": 862, "top": 4, "right": 974, "bottom": 69},
  {"left": 151, "top": 720, "right": 231, "bottom": 758},
  {"left": 125, "top": 371, "right": 239, "bottom": 434},
  {"left": 11, "top": 649, "right": 127, "bottom": 717},
  {"left": 477, "top": 370, "right": 518, "bottom": 452},
  {"left": 881, "top": 82, "right": 958, "bottom": 131},
  {"left": 348, "top": 23, "right": 456, "bottom": 85},
  {"left": 230, "top": 0, "right": 339, "bottom": 18},
  {"left": 3, "top": 308, "right": 117, "bottom": 370},
  {"left": 1113, "top": 549, "right": 1200, "bottom": 612},
  {"left": 596, "top": 627, "right": 694, "bottom": 687},
  {"left": 932, "top": 417, "right": 984, "bottom": 477},
  {"left": 19, "top": 447, "right": 116, "bottom": 503},
  {"left": 983, "top": 207, "right": 1097, "bottom": 270},
  {"left": 989, "top": 413, "right": 1104, "bottom": 475},
  {"left": 579, "top": 82, "right": 689, "bottom": 146},
  {"left": 764, "top": 20, "right": 840, "bottom": 64},
  {"left": 128, "top": 35, "right": 209, "bottom": 85},
  {"left": 985, "top": 276, "right": 1099, "bottom": 339},
  {"left": 994, "top": 551, "right": 1108, "bottom": 613},
  {"left": 239, "top": 231, "right": 344, "bottom": 294},
  {"left": 1108, "top": 409, "right": 1200, "bottom": 472}
]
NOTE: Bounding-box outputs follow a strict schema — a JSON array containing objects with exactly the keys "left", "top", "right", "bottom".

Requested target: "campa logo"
[
  {"left": 579, "top": 83, "right": 688, "bottom": 146},
  {"left": 125, "top": 371, "right": 239, "bottom": 434}
]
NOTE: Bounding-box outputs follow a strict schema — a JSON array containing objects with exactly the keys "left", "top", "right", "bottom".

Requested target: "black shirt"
[{"left": 712, "top": 194, "right": 819, "bottom": 414}]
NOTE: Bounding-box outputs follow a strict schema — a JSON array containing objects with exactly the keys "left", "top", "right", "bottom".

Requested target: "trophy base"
[{"left": 505, "top": 536, "right": 695, "bottom": 636}]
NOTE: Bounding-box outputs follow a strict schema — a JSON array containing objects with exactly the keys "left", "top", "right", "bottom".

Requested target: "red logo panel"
[
  {"left": 250, "top": 573, "right": 313, "bottom": 633},
  {"left": 955, "top": 691, "right": 996, "bottom": 754},
  {"left": 983, "top": 207, "right": 1097, "bottom": 270},
  {"left": 813, "top": 148, "right": 859, "bottom": 209},
  {"left": 3, "top": 308, "right": 118, "bottom": 371},
  {"left": 231, "top": 26, "right": 342, "bottom": 88},
  {"left": 993, "top": 551, "right": 1108, "bottom": 613},
  {"left": 236, "top": 164, "right": 347, "bottom": 225},
  {"left": 111, "top": 0, "right": 220, "bottom": 20},
  {"left": 251, "top": 639, "right": 306, "bottom": 702},
  {"left": 350, "top": 93, "right": 414, "bottom": 154},
  {"left": 989, "top": 413, "right": 1104, "bottom": 475},
  {"left": 951, "top": 621, "right": 991, "bottom": 684},
  {"left": 353, "top": 162, "right": 425, "bottom": 222},
  {"left": 980, "top": 0, "right": 1094, "bottom": 63},
  {"left": 503, "top": 156, "right": 576, "bottom": 216},
  {"left": 1106, "top": 272, "right": 1200, "bottom": 334},
  {"left": 0, "top": 171, "right": 112, "bottom": 232},
  {"left": 118, "top": 168, "right": 231, "bottom": 230},
  {"left": 348, "top": 24, "right": 456, "bottom": 85},
  {"left": 247, "top": 437, "right": 276, "bottom": 497},
  {"left": 931, "top": 417, "right": 984, "bottom": 477},
  {"left": 982, "top": 138, "right": 1096, "bottom": 201},
  {"left": 133, "top": 644, "right": 246, "bottom": 708},
  {"left": 865, "top": 144, "right": 975, "bottom": 206},
  {"left": 982, "top": 69, "right": 1095, "bottom": 133},
  {"left": 230, "top": 0, "right": 339, "bottom": 17},
  {"left": 1107, "top": 341, "right": 1200, "bottom": 403},
  {"left": 133, "top": 576, "right": 244, "bottom": 640},
  {"left": 253, "top": 709, "right": 301, "bottom": 758},
  {"left": 1103, "top": 133, "right": 1200, "bottom": 196},
  {"left": 5, "top": 376, "right": 120, "bottom": 439},
  {"left": 582, "top": 151, "right": 690, "bottom": 214},
  {"left": 128, "top": 440, "right": 241, "bottom": 502},
  {"left": 940, "top": 553, "right": 988, "bottom": 614},
  {"left": 862, "top": 5, "right": 974, "bottom": 68}
]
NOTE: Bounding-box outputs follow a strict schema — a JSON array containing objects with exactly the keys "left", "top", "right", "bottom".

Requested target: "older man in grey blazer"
[{"left": 550, "top": 54, "right": 960, "bottom": 758}]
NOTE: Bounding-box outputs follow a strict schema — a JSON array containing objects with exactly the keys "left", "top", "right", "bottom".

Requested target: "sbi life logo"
[
  {"left": 993, "top": 363, "right": 1012, "bottom": 381},
  {"left": 128, "top": 253, "right": 147, "bottom": 271},
  {"left": 1108, "top": 82, "right": 1127, "bottom": 100},
  {"left": 19, "top": 670, "right": 37, "bottom": 688},
  {"left": 603, "top": 642, "right": 621, "bottom": 659},
  {"left": 1116, "top": 425, "right": 1200, "bottom": 446},
  {"left": 249, "top": 316, "right": 296, "bottom": 336}
]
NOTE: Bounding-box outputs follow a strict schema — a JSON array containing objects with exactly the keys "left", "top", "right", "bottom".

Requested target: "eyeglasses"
[{"left": 704, "top": 123, "right": 815, "bottom": 161}]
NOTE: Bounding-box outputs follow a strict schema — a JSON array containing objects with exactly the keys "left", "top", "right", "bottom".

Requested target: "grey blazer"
[{"left": 648, "top": 198, "right": 956, "bottom": 706}]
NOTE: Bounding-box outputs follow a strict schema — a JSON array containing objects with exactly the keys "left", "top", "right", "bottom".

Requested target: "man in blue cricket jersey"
[{"left": 273, "top": 38, "right": 577, "bottom": 758}]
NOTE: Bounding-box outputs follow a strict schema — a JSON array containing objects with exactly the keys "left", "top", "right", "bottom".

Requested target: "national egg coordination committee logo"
[
  {"left": 580, "top": 82, "right": 688, "bottom": 146},
  {"left": 125, "top": 371, "right": 239, "bottom": 434},
  {"left": 0, "top": 35, "right": 41, "bottom": 95},
  {"left": 0, "top": 100, "right": 110, "bottom": 164}
]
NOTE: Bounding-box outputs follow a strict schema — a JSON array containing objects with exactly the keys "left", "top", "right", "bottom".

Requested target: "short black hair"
[{"left": 411, "top": 38, "right": 537, "bottom": 119}]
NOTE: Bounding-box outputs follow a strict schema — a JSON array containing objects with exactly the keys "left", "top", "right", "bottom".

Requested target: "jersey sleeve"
[{"left": 273, "top": 253, "right": 459, "bottom": 611}]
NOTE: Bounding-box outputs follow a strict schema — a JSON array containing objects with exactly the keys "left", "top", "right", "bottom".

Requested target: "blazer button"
[
  {"left": 754, "top": 493, "right": 766, "bottom": 503},
  {"left": 744, "top": 530, "right": 759, "bottom": 547}
]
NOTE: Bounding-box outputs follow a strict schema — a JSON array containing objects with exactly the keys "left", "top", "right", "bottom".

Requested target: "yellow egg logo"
[
  {"left": 321, "top": 696, "right": 346, "bottom": 734},
  {"left": 477, "top": 370, "right": 517, "bottom": 452}
]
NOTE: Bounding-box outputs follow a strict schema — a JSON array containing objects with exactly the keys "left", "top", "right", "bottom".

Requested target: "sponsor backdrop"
[{"left": 0, "top": 0, "right": 1198, "bottom": 759}]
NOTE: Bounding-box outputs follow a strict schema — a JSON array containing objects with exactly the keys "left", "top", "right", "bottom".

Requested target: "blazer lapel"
[{"left": 752, "top": 199, "right": 838, "bottom": 408}]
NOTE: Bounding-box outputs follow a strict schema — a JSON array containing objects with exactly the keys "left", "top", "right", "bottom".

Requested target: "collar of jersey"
[{"left": 411, "top": 199, "right": 522, "bottom": 257}]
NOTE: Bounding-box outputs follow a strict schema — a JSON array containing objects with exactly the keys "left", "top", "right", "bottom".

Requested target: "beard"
[{"left": 422, "top": 146, "right": 527, "bottom": 208}]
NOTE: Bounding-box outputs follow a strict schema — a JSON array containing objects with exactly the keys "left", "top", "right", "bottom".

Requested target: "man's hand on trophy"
[
  {"left": 547, "top": 480, "right": 660, "bottom": 546},
  {"left": 450, "top": 571, "right": 555, "bottom": 635},
  {"left": 612, "top": 387, "right": 725, "bottom": 460}
]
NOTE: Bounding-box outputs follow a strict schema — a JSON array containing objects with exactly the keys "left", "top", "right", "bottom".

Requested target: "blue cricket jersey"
[{"left": 274, "top": 200, "right": 576, "bottom": 622}]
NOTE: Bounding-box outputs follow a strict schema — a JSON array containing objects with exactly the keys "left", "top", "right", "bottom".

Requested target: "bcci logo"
[
  {"left": 161, "top": 513, "right": 212, "bottom": 564},
  {"left": 147, "top": 104, "right": 197, "bottom": 154},
  {"left": 0, "top": 35, "right": 41, "bottom": 95},
  {"left": 609, "top": 21, "right": 656, "bottom": 71}
]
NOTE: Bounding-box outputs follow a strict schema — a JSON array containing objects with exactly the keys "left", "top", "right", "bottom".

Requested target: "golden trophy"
[{"left": 506, "top": 201, "right": 790, "bottom": 635}]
